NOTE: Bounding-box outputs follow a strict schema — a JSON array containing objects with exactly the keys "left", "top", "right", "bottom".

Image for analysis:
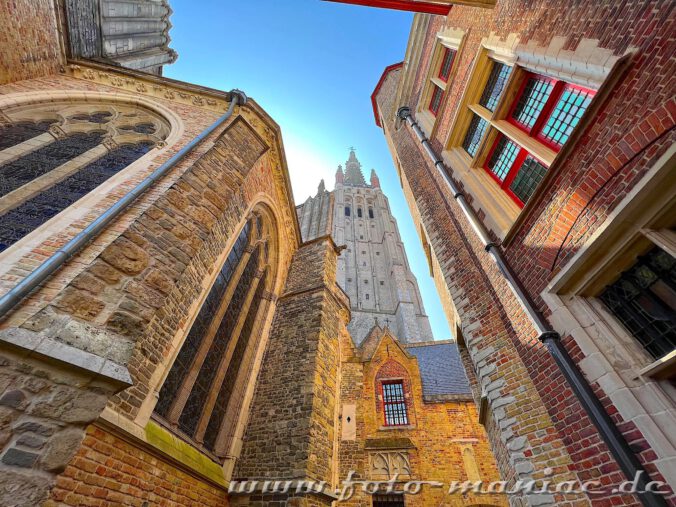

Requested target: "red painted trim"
[
  {"left": 507, "top": 73, "right": 558, "bottom": 134},
  {"left": 429, "top": 84, "right": 443, "bottom": 116},
  {"left": 323, "top": 0, "right": 452, "bottom": 15},
  {"left": 371, "top": 62, "right": 404, "bottom": 127},
  {"left": 381, "top": 379, "right": 409, "bottom": 426}
]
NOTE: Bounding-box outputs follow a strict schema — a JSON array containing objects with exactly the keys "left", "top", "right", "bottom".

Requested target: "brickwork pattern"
[
  {"left": 375, "top": 0, "right": 676, "bottom": 504},
  {"left": 0, "top": 0, "right": 62, "bottom": 85},
  {"left": 46, "top": 424, "right": 229, "bottom": 506}
]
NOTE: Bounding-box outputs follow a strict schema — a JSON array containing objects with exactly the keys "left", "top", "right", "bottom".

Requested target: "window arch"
[
  {"left": 154, "top": 207, "right": 277, "bottom": 458},
  {"left": 0, "top": 99, "right": 169, "bottom": 252}
]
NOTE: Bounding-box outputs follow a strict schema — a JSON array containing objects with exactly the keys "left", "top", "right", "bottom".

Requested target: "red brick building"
[{"left": 364, "top": 0, "right": 675, "bottom": 505}]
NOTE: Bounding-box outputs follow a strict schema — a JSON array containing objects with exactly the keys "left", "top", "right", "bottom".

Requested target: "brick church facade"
[
  {"left": 0, "top": 1, "right": 505, "bottom": 507},
  {"left": 366, "top": 0, "right": 675, "bottom": 506}
]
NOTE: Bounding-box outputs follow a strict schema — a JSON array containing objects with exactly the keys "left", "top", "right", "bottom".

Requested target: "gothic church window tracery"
[{"left": 0, "top": 99, "right": 169, "bottom": 252}]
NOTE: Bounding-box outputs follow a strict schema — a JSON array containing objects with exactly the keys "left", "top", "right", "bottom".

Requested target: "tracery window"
[
  {"left": 0, "top": 99, "right": 169, "bottom": 252},
  {"left": 154, "top": 212, "right": 274, "bottom": 457}
]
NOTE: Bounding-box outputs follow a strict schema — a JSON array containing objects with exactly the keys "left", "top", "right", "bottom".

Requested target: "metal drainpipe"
[
  {"left": 397, "top": 106, "right": 667, "bottom": 507},
  {"left": 0, "top": 89, "right": 247, "bottom": 320}
]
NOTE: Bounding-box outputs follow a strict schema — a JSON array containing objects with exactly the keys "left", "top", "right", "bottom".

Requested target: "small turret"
[
  {"left": 335, "top": 165, "right": 344, "bottom": 185},
  {"left": 370, "top": 169, "right": 380, "bottom": 189}
]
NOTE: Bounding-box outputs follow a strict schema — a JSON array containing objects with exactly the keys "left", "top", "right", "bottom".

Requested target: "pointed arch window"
[
  {"left": 154, "top": 213, "right": 274, "bottom": 457},
  {"left": 0, "top": 100, "right": 168, "bottom": 253}
]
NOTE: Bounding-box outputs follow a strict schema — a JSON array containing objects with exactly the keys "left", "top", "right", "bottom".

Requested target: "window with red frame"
[
  {"left": 381, "top": 380, "right": 408, "bottom": 426},
  {"left": 484, "top": 135, "right": 549, "bottom": 206},
  {"left": 438, "top": 47, "right": 456, "bottom": 82},
  {"left": 429, "top": 85, "right": 443, "bottom": 116},
  {"left": 509, "top": 73, "right": 595, "bottom": 151}
]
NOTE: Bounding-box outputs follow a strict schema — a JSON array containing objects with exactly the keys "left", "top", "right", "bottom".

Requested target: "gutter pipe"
[
  {"left": 397, "top": 106, "right": 667, "bottom": 507},
  {"left": 0, "top": 90, "right": 247, "bottom": 319}
]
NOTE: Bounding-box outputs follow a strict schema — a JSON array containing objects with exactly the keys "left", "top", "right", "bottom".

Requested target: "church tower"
[{"left": 296, "top": 149, "right": 433, "bottom": 344}]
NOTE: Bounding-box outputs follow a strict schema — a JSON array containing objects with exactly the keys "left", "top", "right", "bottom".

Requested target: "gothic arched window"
[
  {"left": 154, "top": 211, "right": 275, "bottom": 458},
  {"left": 0, "top": 100, "right": 169, "bottom": 252}
]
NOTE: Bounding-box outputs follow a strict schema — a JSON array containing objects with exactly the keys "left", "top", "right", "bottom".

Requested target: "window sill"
[
  {"left": 417, "top": 109, "right": 436, "bottom": 139},
  {"left": 379, "top": 424, "right": 416, "bottom": 431},
  {"left": 492, "top": 119, "right": 557, "bottom": 167},
  {"left": 442, "top": 147, "right": 520, "bottom": 240},
  {"left": 638, "top": 350, "right": 676, "bottom": 380}
]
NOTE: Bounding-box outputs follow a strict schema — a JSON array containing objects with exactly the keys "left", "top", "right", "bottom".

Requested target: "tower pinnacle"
[
  {"left": 335, "top": 164, "right": 344, "bottom": 185},
  {"left": 343, "top": 149, "right": 366, "bottom": 187},
  {"left": 370, "top": 169, "right": 380, "bottom": 188}
]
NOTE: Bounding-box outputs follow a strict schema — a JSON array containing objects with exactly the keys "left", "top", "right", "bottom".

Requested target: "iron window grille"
[
  {"left": 479, "top": 62, "right": 512, "bottom": 112},
  {"left": 372, "top": 495, "right": 405, "bottom": 507},
  {"left": 461, "top": 113, "right": 489, "bottom": 157},
  {"left": 382, "top": 380, "right": 409, "bottom": 426},
  {"left": 600, "top": 246, "right": 676, "bottom": 361}
]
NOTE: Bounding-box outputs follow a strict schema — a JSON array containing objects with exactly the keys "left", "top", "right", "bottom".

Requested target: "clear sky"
[{"left": 165, "top": 0, "right": 453, "bottom": 340}]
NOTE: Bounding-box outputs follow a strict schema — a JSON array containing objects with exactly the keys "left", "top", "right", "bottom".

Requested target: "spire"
[
  {"left": 343, "top": 148, "right": 366, "bottom": 187},
  {"left": 370, "top": 169, "right": 380, "bottom": 188},
  {"left": 317, "top": 179, "right": 326, "bottom": 195},
  {"left": 335, "top": 164, "right": 344, "bottom": 185}
]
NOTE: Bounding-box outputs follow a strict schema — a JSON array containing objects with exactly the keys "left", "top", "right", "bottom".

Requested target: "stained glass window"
[
  {"left": 479, "top": 62, "right": 512, "bottom": 112},
  {"left": 0, "top": 141, "right": 152, "bottom": 252},
  {"left": 203, "top": 272, "right": 267, "bottom": 451},
  {"left": 600, "top": 247, "right": 676, "bottom": 360},
  {"left": 154, "top": 222, "right": 251, "bottom": 418},
  {"left": 0, "top": 132, "right": 104, "bottom": 198},
  {"left": 178, "top": 246, "right": 261, "bottom": 436},
  {"left": 509, "top": 156, "right": 548, "bottom": 204},
  {"left": 461, "top": 114, "right": 489, "bottom": 157},
  {"left": 0, "top": 121, "right": 55, "bottom": 151},
  {"left": 382, "top": 380, "right": 408, "bottom": 426}
]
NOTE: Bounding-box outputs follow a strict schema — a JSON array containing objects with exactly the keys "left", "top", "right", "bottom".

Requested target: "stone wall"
[
  {"left": 374, "top": 0, "right": 676, "bottom": 504},
  {"left": 234, "top": 236, "right": 350, "bottom": 506}
]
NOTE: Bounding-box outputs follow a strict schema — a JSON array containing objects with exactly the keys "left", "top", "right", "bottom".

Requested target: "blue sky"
[{"left": 165, "top": 0, "right": 453, "bottom": 340}]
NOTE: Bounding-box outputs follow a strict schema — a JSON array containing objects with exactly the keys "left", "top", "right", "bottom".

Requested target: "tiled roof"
[{"left": 405, "top": 341, "right": 472, "bottom": 400}]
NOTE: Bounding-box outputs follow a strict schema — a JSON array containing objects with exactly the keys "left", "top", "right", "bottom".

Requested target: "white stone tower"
[{"left": 296, "top": 149, "right": 433, "bottom": 345}]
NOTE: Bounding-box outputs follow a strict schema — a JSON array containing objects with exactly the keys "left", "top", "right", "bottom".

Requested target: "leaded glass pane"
[
  {"left": 0, "top": 121, "right": 55, "bottom": 151},
  {"left": 511, "top": 76, "right": 554, "bottom": 130},
  {"left": 438, "top": 48, "right": 456, "bottom": 81},
  {"left": 0, "top": 141, "right": 152, "bottom": 252},
  {"left": 486, "top": 136, "right": 519, "bottom": 181},
  {"left": 0, "top": 132, "right": 104, "bottom": 198},
  {"left": 540, "top": 86, "right": 593, "bottom": 147},
  {"left": 373, "top": 495, "right": 405, "bottom": 507},
  {"left": 203, "top": 271, "right": 267, "bottom": 451},
  {"left": 461, "top": 114, "right": 489, "bottom": 157},
  {"left": 429, "top": 85, "right": 443, "bottom": 115},
  {"left": 154, "top": 222, "right": 251, "bottom": 417},
  {"left": 178, "top": 246, "right": 261, "bottom": 437},
  {"left": 600, "top": 247, "right": 676, "bottom": 360},
  {"left": 509, "top": 156, "right": 547, "bottom": 204},
  {"left": 479, "top": 62, "right": 512, "bottom": 112}
]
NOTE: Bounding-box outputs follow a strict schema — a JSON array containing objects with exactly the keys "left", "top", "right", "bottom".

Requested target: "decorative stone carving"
[{"left": 369, "top": 451, "right": 412, "bottom": 479}]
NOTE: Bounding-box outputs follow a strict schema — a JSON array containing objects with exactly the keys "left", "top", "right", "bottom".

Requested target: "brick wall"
[
  {"left": 46, "top": 424, "right": 229, "bottom": 506},
  {"left": 0, "top": 0, "right": 63, "bottom": 85},
  {"left": 375, "top": 0, "right": 675, "bottom": 505}
]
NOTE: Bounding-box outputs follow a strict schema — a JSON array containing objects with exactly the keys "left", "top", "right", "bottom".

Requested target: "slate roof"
[{"left": 405, "top": 341, "right": 472, "bottom": 400}]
